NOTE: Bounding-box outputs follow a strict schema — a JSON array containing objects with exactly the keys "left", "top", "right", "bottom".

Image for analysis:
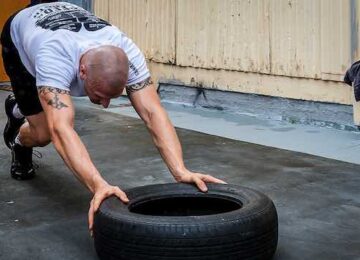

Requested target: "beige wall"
[{"left": 94, "top": 0, "right": 359, "bottom": 122}]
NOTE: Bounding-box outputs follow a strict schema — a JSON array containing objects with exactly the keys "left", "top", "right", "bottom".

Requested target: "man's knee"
[
  {"left": 34, "top": 128, "right": 51, "bottom": 147},
  {"left": 26, "top": 113, "right": 51, "bottom": 147}
]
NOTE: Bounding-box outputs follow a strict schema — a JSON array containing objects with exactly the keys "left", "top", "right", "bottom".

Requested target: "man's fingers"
[
  {"left": 194, "top": 177, "right": 208, "bottom": 192},
  {"left": 114, "top": 187, "right": 129, "bottom": 203},
  {"left": 92, "top": 187, "right": 129, "bottom": 213},
  {"left": 88, "top": 199, "right": 95, "bottom": 232},
  {"left": 92, "top": 194, "right": 103, "bottom": 213},
  {"left": 201, "top": 174, "right": 227, "bottom": 184}
]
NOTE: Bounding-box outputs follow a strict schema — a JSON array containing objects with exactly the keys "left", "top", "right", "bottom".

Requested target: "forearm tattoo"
[
  {"left": 126, "top": 77, "right": 153, "bottom": 94},
  {"left": 38, "top": 86, "right": 70, "bottom": 110}
]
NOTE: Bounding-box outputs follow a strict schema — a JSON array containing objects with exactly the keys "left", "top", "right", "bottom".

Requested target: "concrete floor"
[{"left": 0, "top": 90, "right": 359, "bottom": 260}]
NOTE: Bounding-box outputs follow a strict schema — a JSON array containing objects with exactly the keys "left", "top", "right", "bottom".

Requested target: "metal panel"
[
  {"left": 149, "top": 62, "right": 352, "bottom": 105},
  {"left": 177, "top": 0, "right": 271, "bottom": 73},
  {"left": 320, "top": 0, "right": 351, "bottom": 81},
  {"left": 93, "top": 0, "right": 109, "bottom": 20},
  {"left": 269, "top": 0, "right": 322, "bottom": 79},
  {"left": 108, "top": 0, "right": 176, "bottom": 63}
]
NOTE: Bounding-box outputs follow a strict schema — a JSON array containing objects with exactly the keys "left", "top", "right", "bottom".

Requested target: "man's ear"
[{"left": 79, "top": 64, "right": 87, "bottom": 80}]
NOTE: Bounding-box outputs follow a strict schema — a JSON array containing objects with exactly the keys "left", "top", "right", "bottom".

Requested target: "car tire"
[{"left": 94, "top": 183, "right": 278, "bottom": 260}]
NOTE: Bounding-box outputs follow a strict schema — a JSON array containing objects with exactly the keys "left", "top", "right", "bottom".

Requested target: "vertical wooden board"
[
  {"left": 270, "top": 0, "right": 321, "bottom": 79},
  {"left": 177, "top": 0, "right": 270, "bottom": 73},
  {"left": 320, "top": 0, "right": 351, "bottom": 81},
  {"left": 93, "top": 0, "right": 109, "bottom": 21},
  {"left": 0, "top": 0, "right": 30, "bottom": 82},
  {"left": 108, "top": 0, "right": 176, "bottom": 63}
]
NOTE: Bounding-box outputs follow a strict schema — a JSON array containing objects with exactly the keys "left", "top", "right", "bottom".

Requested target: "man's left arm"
[{"left": 127, "top": 78, "right": 226, "bottom": 192}]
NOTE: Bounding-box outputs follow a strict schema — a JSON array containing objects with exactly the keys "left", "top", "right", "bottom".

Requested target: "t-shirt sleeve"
[
  {"left": 35, "top": 46, "right": 75, "bottom": 91},
  {"left": 121, "top": 36, "right": 150, "bottom": 86}
]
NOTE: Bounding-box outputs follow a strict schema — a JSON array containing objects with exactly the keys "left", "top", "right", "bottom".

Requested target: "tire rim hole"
[{"left": 129, "top": 196, "right": 242, "bottom": 216}]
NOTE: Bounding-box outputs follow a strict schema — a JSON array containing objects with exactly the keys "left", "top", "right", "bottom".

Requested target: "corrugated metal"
[
  {"left": 97, "top": 0, "right": 352, "bottom": 82},
  {"left": 108, "top": 0, "right": 176, "bottom": 63},
  {"left": 270, "top": 0, "right": 322, "bottom": 79},
  {"left": 93, "top": 0, "right": 109, "bottom": 20},
  {"left": 177, "top": 0, "right": 271, "bottom": 73},
  {"left": 320, "top": 0, "right": 351, "bottom": 81}
]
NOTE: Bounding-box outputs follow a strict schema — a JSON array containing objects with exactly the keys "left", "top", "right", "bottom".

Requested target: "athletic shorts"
[{"left": 1, "top": 9, "right": 43, "bottom": 116}]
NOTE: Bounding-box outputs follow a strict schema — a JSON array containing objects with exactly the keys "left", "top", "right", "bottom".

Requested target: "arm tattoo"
[
  {"left": 126, "top": 77, "right": 153, "bottom": 94},
  {"left": 38, "top": 86, "right": 70, "bottom": 110}
]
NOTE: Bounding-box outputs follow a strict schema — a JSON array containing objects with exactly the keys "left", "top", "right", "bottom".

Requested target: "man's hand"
[
  {"left": 88, "top": 182, "right": 129, "bottom": 236},
  {"left": 174, "top": 170, "right": 227, "bottom": 192}
]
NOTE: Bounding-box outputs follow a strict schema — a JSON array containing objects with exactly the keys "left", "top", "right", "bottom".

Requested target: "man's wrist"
[
  {"left": 91, "top": 174, "right": 108, "bottom": 193},
  {"left": 172, "top": 166, "right": 189, "bottom": 181}
]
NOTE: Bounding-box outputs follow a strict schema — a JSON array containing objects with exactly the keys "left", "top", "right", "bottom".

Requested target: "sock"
[
  {"left": 12, "top": 104, "right": 24, "bottom": 119},
  {"left": 14, "top": 133, "right": 24, "bottom": 146}
]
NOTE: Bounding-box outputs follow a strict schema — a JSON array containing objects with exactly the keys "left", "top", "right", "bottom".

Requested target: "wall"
[
  {"left": 93, "top": 0, "right": 355, "bottom": 99},
  {"left": 94, "top": 0, "right": 360, "bottom": 124},
  {"left": 2, "top": 1, "right": 354, "bottom": 121}
]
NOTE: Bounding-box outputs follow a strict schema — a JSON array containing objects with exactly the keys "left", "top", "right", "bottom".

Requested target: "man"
[{"left": 1, "top": 2, "right": 226, "bottom": 234}]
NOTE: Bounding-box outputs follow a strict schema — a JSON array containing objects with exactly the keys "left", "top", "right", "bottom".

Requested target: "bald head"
[{"left": 80, "top": 45, "right": 129, "bottom": 93}]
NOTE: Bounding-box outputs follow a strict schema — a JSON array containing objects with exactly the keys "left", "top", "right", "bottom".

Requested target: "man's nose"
[{"left": 101, "top": 99, "right": 110, "bottom": 108}]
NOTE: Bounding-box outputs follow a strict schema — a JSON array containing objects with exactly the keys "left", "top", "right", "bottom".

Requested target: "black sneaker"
[
  {"left": 11, "top": 143, "right": 36, "bottom": 180},
  {"left": 3, "top": 94, "right": 25, "bottom": 149}
]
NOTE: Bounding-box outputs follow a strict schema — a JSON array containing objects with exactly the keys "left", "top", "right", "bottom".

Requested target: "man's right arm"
[
  {"left": 37, "top": 86, "right": 129, "bottom": 233},
  {"left": 38, "top": 86, "right": 103, "bottom": 191}
]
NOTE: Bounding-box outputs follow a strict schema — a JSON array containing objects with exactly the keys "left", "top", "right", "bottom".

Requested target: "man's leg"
[
  {"left": 18, "top": 113, "right": 51, "bottom": 148},
  {"left": 1, "top": 10, "right": 48, "bottom": 180},
  {"left": 4, "top": 99, "right": 50, "bottom": 180}
]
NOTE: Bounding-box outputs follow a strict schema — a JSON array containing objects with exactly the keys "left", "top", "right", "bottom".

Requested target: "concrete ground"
[{"left": 0, "top": 90, "right": 359, "bottom": 260}]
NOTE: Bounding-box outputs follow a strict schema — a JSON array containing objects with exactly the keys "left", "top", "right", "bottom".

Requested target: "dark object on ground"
[
  {"left": 94, "top": 183, "right": 278, "bottom": 260},
  {"left": 344, "top": 60, "right": 360, "bottom": 101}
]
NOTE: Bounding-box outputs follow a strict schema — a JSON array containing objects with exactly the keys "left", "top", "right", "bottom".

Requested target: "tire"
[{"left": 94, "top": 183, "right": 278, "bottom": 260}]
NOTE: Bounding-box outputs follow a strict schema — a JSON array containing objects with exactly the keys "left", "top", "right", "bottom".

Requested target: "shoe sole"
[{"left": 3, "top": 95, "right": 24, "bottom": 149}]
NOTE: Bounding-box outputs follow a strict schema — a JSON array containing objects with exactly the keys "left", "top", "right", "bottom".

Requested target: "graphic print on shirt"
[{"left": 33, "top": 3, "right": 110, "bottom": 32}]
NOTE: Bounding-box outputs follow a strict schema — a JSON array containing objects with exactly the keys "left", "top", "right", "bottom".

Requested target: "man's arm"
[
  {"left": 127, "top": 79, "right": 226, "bottom": 191},
  {"left": 38, "top": 87, "right": 129, "bottom": 234}
]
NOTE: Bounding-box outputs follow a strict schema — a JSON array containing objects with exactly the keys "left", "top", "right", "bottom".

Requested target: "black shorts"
[{"left": 1, "top": 9, "right": 43, "bottom": 116}]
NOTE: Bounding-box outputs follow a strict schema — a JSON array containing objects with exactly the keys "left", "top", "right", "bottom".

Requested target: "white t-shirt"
[{"left": 10, "top": 2, "right": 150, "bottom": 96}]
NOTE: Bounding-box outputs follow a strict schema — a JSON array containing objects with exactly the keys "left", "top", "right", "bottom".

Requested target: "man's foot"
[
  {"left": 3, "top": 94, "right": 25, "bottom": 149},
  {"left": 11, "top": 143, "right": 35, "bottom": 180}
]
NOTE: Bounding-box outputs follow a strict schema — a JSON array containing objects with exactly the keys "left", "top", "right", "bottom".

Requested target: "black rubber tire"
[{"left": 94, "top": 183, "right": 278, "bottom": 260}]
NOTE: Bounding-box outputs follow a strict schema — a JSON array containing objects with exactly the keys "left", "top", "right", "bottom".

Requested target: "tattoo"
[
  {"left": 126, "top": 77, "right": 153, "bottom": 94},
  {"left": 38, "top": 86, "right": 70, "bottom": 110}
]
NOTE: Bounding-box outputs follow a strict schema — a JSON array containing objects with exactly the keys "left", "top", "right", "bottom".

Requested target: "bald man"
[{"left": 1, "top": 2, "right": 225, "bottom": 233}]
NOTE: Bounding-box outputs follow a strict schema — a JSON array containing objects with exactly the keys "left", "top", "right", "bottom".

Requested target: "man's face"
[{"left": 84, "top": 79, "right": 124, "bottom": 108}]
